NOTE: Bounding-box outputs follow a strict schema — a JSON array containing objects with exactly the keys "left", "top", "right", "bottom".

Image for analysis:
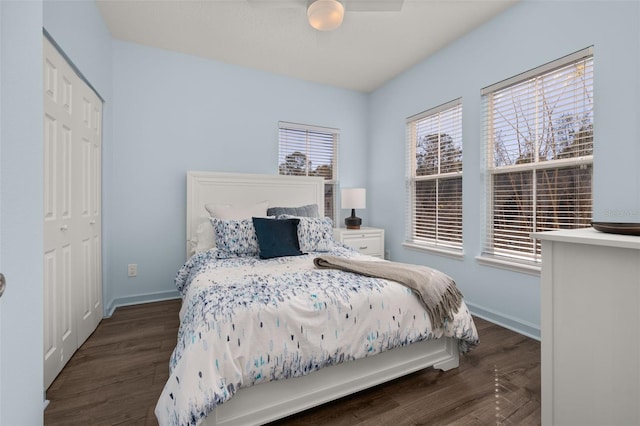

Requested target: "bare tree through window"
[
  {"left": 407, "top": 100, "right": 463, "bottom": 250},
  {"left": 484, "top": 49, "right": 594, "bottom": 262},
  {"left": 278, "top": 123, "right": 338, "bottom": 221}
]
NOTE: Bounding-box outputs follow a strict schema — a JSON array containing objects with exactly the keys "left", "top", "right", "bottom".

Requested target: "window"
[
  {"left": 482, "top": 48, "right": 594, "bottom": 263},
  {"left": 406, "top": 99, "right": 463, "bottom": 251},
  {"left": 278, "top": 121, "right": 338, "bottom": 221}
]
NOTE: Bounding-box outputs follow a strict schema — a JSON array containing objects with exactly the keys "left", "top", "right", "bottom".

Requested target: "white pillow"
[
  {"left": 205, "top": 201, "right": 269, "bottom": 220},
  {"left": 195, "top": 219, "right": 216, "bottom": 253}
]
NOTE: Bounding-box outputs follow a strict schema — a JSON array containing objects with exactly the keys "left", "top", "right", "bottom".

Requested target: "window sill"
[
  {"left": 402, "top": 242, "right": 464, "bottom": 260},
  {"left": 475, "top": 255, "right": 541, "bottom": 276}
]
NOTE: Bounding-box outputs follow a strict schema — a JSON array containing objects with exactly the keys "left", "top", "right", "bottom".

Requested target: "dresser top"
[{"left": 532, "top": 227, "right": 640, "bottom": 250}]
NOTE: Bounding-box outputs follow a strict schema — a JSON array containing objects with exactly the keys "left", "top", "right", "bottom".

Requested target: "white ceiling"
[{"left": 96, "top": 0, "right": 517, "bottom": 93}]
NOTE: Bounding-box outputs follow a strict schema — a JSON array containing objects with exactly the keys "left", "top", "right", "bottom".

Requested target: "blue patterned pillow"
[
  {"left": 210, "top": 218, "right": 259, "bottom": 256},
  {"left": 278, "top": 215, "right": 334, "bottom": 252}
]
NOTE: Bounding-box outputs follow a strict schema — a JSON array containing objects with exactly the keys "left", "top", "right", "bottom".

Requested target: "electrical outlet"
[{"left": 127, "top": 264, "right": 137, "bottom": 277}]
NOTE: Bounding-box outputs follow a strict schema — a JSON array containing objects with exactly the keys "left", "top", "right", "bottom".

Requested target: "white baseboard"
[
  {"left": 465, "top": 301, "right": 540, "bottom": 341},
  {"left": 104, "top": 290, "right": 181, "bottom": 318}
]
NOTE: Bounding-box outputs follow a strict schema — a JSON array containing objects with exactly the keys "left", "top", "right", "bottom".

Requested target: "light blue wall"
[
  {"left": 368, "top": 0, "right": 640, "bottom": 338},
  {"left": 0, "top": 1, "right": 44, "bottom": 424},
  {"left": 43, "top": 0, "right": 112, "bottom": 97},
  {"left": 106, "top": 41, "right": 369, "bottom": 311}
]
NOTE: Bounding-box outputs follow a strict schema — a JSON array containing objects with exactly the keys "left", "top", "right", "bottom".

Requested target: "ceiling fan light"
[{"left": 307, "top": 0, "right": 344, "bottom": 31}]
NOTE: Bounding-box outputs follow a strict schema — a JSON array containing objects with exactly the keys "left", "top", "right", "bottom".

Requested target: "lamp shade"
[
  {"left": 307, "top": 0, "right": 345, "bottom": 31},
  {"left": 341, "top": 188, "right": 366, "bottom": 209}
]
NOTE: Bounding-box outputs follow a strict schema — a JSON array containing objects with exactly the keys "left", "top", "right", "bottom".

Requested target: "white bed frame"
[{"left": 186, "top": 171, "right": 459, "bottom": 426}]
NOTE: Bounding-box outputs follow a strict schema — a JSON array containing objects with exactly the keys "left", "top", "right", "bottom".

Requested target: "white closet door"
[
  {"left": 43, "top": 38, "right": 78, "bottom": 389},
  {"left": 75, "top": 78, "right": 102, "bottom": 346},
  {"left": 43, "top": 37, "right": 103, "bottom": 389}
]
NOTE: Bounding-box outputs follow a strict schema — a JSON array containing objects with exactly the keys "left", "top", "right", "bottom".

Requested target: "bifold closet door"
[
  {"left": 43, "top": 37, "right": 102, "bottom": 390},
  {"left": 75, "top": 62, "right": 102, "bottom": 348}
]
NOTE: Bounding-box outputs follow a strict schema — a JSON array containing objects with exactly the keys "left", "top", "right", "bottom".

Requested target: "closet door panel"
[
  {"left": 43, "top": 38, "right": 78, "bottom": 389},
  {"left": 76, "top": 238, "right": 92, "bottom": 346},
  {"left": 90, "top": 101, "right": 102, "bottom": 324},
  {"left": 76, "top": 82, "right": 102, "bottom": 345},
  {"left": 43, "top": 249, "right": 58, "bottom": 388}
]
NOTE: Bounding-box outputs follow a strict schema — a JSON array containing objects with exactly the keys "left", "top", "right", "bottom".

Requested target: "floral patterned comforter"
[{"left": 155, "top": 246, "right": 478, "bottom": 426}]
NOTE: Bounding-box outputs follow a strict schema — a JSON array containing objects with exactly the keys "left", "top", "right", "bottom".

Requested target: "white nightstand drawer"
[
  {"left": 333, "top": 227, "right": 385, "bottom": 258},
  {"left": 342, "top": 235, "right": 382, "bottom": 256}
]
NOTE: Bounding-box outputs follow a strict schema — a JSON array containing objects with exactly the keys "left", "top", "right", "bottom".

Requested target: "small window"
[
  {"left": 406, "top": 99, "right": 463, "bottom": 251},
  {"left": 482, "top": 47, "right": 594, "bottom": 263},
  {"left": 278, "top": 121, "right": 338, "bottom": 221}
]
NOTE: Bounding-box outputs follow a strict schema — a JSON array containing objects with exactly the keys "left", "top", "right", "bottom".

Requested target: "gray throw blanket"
[{"left": 313, "top": 255, "right": 463, "bottom": 329}]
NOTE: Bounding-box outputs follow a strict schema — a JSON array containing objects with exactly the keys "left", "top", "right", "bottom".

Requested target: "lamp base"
[{"left": 345, "top": 215, "right": 362, "bottom": 230}]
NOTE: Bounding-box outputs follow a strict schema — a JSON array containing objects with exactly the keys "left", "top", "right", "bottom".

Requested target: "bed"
[{"left": 155, "top": 171, "right": 478, "bottom": 426}]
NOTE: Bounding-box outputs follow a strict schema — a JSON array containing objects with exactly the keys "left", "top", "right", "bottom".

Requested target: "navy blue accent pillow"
[
  {"left": 252, "top": 217, "right": 303, "bottom": 259},
  {"left": 266, "top": 204, "right": 319, "bottom": 218}
]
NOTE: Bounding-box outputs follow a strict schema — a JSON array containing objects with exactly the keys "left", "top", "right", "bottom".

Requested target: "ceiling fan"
[{"left": 247, "top": 0, "right": 404, "bottom": 31}]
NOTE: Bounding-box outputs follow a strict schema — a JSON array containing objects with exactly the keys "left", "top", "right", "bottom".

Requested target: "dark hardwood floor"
[{"left": 45, "top": 299, "right": 540, "bottom": 426}]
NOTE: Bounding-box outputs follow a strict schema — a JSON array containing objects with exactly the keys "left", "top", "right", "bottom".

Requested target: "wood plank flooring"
[{"left": 45, "top": 299, "right": 540, "bottom": 426}]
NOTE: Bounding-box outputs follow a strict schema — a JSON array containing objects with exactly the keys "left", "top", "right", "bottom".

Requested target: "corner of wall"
[
  {"left": 465, "top": 301, "right": 540, "bottom": 341},
  {"left": 104, "top": 290, "right": 180, "bottom": 318}
]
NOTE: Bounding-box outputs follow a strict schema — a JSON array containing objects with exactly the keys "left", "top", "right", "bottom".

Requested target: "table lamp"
[{"left": 341, "top": 188, "right": 366, "bottom": 229}]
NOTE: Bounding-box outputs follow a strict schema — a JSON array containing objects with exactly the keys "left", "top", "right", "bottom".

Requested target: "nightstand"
[{"left": 333, "top": 227, "right": 385, "bottom": 258}]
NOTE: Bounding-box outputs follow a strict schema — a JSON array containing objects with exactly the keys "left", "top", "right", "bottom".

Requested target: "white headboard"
[{"left": 186, "top": 171, "right": 325, "bottom": 257}]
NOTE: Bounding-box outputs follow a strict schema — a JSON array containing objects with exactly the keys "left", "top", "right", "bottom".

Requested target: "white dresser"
[
  {"left": 533, "top": 228, "right": 640, "bottom": 426},
  {"left": 333, "top": 227, "right": 385, "bottom": 259}
]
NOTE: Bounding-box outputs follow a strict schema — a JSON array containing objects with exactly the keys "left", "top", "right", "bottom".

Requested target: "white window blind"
[
  {"left": 406, "top": 99, "right": 463, "bottom": 250},
  {"left": 278, "top": 121, "right": 338, "bottom": 221},
  {"left": 482, "top": 47, "right": 594, "bottom": 263}
]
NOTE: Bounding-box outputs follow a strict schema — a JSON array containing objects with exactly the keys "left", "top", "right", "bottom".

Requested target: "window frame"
[
  {"left": 481, "top": 47, "right": 594, "bottom": 266},
  {"left": 405, "top": 99, "right": 464, "bottom": 255},
  {"left": 277, "top": 121, "right": 338, "bottom": 221}
]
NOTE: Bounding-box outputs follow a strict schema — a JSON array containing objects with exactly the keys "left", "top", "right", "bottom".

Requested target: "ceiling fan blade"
[
  {"left": 345, "top": 0, "right": 404, "bottom": 12},
  {"left": 246, "top": 0, "right": 305, "bottom": 9},
  {"left": 246, "top": 0, "right": 404, "bottom": 12}
]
